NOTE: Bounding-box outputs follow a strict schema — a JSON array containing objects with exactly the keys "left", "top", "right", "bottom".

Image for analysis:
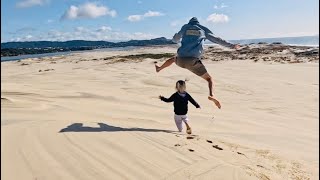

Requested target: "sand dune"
[{"left": 1, "top": 46, "right": 319, "bottom": 180}]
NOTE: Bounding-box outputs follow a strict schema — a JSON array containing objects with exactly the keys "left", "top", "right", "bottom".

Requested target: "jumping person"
[{"left": 155, "top": 17, "right": 240, "bottom": 109}]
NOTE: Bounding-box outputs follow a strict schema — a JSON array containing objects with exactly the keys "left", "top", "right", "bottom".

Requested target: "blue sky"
[{"left": 1, "top": 0, "right": 319, "bottom": 42}]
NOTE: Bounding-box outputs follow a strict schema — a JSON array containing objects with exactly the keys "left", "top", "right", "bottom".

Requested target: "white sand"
[{"left": 1, "top": 46, "right": 319, "bottom": 180}]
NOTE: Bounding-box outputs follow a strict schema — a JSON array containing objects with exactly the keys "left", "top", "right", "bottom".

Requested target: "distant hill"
[
  {"left": 1, "top": 37, "right": 174, "bottom": 49},
  {"left": 1, "top": 40, "right": 115, "bottom": 49},
  {"left": 1, "top": 37, "right": 175, "bottom": 57}
]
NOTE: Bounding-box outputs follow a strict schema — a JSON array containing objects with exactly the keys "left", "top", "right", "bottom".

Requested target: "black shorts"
[{"left": 175, "top": 56, "right": 207, "bottom": 76}]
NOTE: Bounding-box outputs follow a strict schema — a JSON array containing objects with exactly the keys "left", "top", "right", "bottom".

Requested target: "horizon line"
[{"left": 1, "top": 34, "right": 319, "bottom": 44}]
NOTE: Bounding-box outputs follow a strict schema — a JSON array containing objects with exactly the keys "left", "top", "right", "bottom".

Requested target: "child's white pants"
[{"left": 174, "top": 114, "right": 189, "bottom": 132}]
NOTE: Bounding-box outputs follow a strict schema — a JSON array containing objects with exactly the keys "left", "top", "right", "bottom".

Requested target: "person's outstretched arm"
[
  {"left": 159, "top": 94, "right": 175, "bottom": 103},
  {"left": 188, "top": 94, "right": 200, "bottom": 108},
  {"left": 172, "top": 25, "right": 186, "bottom": 43},
  {"left": 199, "top": 25, "right": 236, "bottom": 48}
]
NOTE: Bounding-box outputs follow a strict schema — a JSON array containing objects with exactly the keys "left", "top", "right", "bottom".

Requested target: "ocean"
[
  {"left": 1, "top": 51, "right": 73, "bottom": 62},
  {"left": 230, "top": 35, "right": 319, "bottom": 46},
  {"left": 1, "top": 46, "right": 139, "bottom": 62},
  {"left": 203, "top": 35, "right": 319, "bottom": 47}
]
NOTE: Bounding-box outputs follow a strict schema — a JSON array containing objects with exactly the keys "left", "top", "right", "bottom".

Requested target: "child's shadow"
[{"left": 59, "top": 122, "right": 174, "bottom": 133}]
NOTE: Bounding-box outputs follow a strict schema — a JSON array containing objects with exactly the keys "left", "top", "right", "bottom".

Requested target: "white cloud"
[
  {"left": 127, "top": 11, "right": 164, "bottom": 22},
  {"left": 16, "top": 0, "right": 48, "bottom": 8},
  {"left": 25, "top": 35, "right": 33, "bottom": 39},
  {"left": 10, "top": 35, "right": 33, "bottom": 42},
  {"left": 73, "top": 27, "right": 90, "bottom": 37},
  {"left": 75, "top": 26, "right": 88, "bottom": 32},
  {"left": 144, "top": 11, "right": 164, "bottom": 17},
  {"left": 213, "top": 3, "right": 228, "bottom": 9},
  {"left": 61, "top": 3, "right": 116, "bottom": 20},
  {"left": 128, "top": 15, "right": 143, "bottom": 22},
  {"left": 130, "top": 32, "right": 156, "bottom": 40},
  {"left": 206, "top": 13, "right": 229, "bottom": 23},
  {"left": 10, "top": 37, "right": 21, "bottom": 42},
  {"left": 7, "top": 27, "right": 158, "bottom": 42},
  {"left": 47, "top": 19, "right": 54, "bottom": 23},
  {"left": 221, "top": 4, "right": 228, "bottom": 8},
  {"left": 96, "top": 26, "right": 112, "bottom": 32}
]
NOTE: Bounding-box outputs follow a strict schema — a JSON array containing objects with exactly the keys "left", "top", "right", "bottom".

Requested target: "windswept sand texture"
[{"left": 1, "top": 45, "right": 319, "bottom": 180}]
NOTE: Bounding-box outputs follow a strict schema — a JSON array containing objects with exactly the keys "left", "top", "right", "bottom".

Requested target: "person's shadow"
[{"left": 59, "top": 122, "right": 174, "bottom": 133}]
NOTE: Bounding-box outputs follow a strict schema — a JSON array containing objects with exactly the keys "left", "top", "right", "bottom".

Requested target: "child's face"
[{"left": 176, "top": 83, "right": 186, "bottom": 93}]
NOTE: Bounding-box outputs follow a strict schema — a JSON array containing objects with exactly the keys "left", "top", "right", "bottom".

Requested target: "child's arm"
[
  {"left": 159, "top": 94, "right": 174, "bottom": 103},
  {"left": 188, "top": 94, "right": 200, "bottom": 108}
]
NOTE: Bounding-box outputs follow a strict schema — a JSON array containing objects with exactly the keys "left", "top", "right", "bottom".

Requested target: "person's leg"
[
  {"left": 174, "top": 114, "right": 183, "bottom": 132},
  {"left": 155, "top": 56, "right": 175, "bottom": 72},
  {"left": 182, "top": 115, "right": 192, "bottom": 134},
  {"left": 201, "top": 73, "right": 214, "bottom": 96},
  {"left": 181, "top": 58, "right": 222, "bottom": 109},
  {"left": 201, "top": 72, "right": 221, "bottom": 109}
]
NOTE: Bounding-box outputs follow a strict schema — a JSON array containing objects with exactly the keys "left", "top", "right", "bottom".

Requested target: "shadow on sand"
[{"left": 59, "top": 123, "right": 174, "bottom": 133}]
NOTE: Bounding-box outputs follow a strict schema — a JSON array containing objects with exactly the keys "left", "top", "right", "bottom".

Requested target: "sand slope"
[{"left": 1, "top": 46, "right": 319, "bottom": 180}]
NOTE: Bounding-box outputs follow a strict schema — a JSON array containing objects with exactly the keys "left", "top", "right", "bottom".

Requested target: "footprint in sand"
[
  {"left": 186, "top": 135, "right": 198, "bottom": 139},
  {"left": 188, "top": 149, "right": 194, "bottom": 152},
  {"left": 1, "top": 97, "right": 11, "bottom": 103},
  {"left": 44, "top": 69, "right": 55, "bottom": 71},
  {"left": 206, "top": 140, "right": 213, "bottom": 143},
  {"left": 174, "top": 144, "right": 181, "bottom": 147},
  {"left": 257, "top": 165, "right": 265, "bottom": 168},
  {"left": 237, "top": 152, "right": 244, "bottom": 155},
  {"left": 39, "top": 69, "right": 55, "bottom": 72},
  {"left": 212, "top": 145, "right": 223, "bottom": 150}
]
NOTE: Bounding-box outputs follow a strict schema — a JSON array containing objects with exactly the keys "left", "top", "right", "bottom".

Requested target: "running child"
[{"left": 159, "top": 80, "right": 200, "bottom": 134}]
